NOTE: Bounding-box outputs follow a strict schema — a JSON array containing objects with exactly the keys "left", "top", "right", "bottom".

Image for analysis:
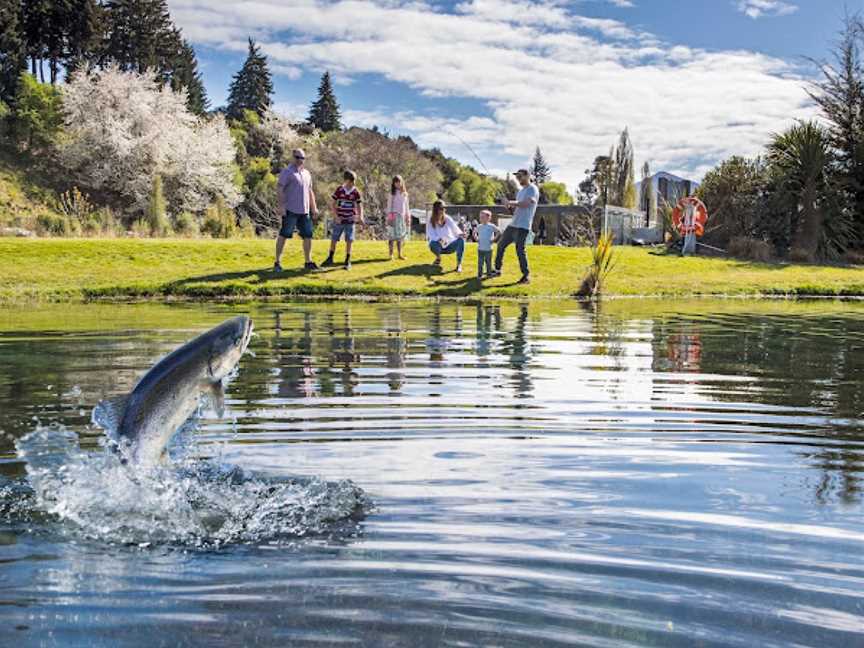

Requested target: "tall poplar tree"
[
  {"left": 226, "top": 37, "right": 273, "bottom": 119},
  {"left": 613, "top": 128, "right": 634, "bottom": 206},
  {"left": 308, "top": 71, "right": 342, "bottom": 132}
]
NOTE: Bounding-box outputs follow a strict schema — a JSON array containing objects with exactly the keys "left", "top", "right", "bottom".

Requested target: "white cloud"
[
  {"left": 169, "top": 0, "right": 816, "bottom": 189},
  {"left": 736, "top": 0, "right": 798, "bottom": 19}
]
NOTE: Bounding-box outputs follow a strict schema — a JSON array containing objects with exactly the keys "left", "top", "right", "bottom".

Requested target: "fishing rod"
[{"left": 443, "top": 128, "right": 512, "bottom": 208}]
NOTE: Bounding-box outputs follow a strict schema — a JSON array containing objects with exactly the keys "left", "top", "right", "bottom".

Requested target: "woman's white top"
[{"left": 426, "top": 215, "right": 463, "bottom": 246}]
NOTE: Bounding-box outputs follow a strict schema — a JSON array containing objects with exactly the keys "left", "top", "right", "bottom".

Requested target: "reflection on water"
[{"left": 1, "top": 299, "right": 864, "bottom": 646}]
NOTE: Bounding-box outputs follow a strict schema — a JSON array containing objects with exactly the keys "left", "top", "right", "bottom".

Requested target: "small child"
[
  {"left": 325, "top": 170, "right": 364, "bottom": 270},
  {"left": 476, "top": 210, "right": 500, "bottom": 278}
]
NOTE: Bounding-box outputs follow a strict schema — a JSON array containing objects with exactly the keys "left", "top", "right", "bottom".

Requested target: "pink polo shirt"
[{"left": 278, "top": 164, "right": 312, "bottom": 215}]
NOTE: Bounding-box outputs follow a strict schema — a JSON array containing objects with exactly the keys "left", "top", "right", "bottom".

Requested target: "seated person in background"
[{"left": 426, "top": 199, "right": 465, "bottom": 273}]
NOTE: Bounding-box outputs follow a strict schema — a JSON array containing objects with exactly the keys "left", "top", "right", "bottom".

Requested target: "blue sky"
[{"left": 169, "top": 0, "right": 849, "bottom": 190}]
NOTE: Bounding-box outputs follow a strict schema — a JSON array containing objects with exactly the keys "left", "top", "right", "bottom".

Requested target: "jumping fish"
[{"left": 94, "top": 316, "right": 253, "bottom": 465}]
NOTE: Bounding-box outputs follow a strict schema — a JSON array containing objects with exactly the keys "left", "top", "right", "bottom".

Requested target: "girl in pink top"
[{"left": 386, "top": 175, "right": 411, "bottom": 260}]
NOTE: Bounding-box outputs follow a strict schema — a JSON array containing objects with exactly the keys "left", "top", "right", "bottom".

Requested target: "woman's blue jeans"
[{"left": 429, "top": 238, "right": 465, "bottom": 264}]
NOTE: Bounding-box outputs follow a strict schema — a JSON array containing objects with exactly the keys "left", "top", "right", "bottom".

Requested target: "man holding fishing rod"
[
  {"left": 443, "top": 130, "right": 539, "bottom": 285},
  {"left": 491, "top": 168, "right": 539, "bottom": 284}
]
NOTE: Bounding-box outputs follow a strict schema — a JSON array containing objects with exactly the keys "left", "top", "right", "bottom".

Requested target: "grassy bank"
[{"left": 3, "top": 238, "right": 864, "bottom": 303}]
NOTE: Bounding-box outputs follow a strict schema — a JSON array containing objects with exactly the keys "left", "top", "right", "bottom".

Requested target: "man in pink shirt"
[{"left": 274, "top": 148, "right": 320, "bottom": 272}]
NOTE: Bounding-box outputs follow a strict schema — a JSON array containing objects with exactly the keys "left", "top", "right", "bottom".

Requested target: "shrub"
[
  {"left": 36, "top": 213, "right": 77, "bottom": 236},
  {"left": 788, "top": 247, "right": 814, "bottom": 264},
  {"left": 146, "top": 175, "right": 170, "bottom": 236},
  {"left": 172, "top": 211, "right": 199, "bottom": 237},
  {"left": 0, "top": 100, "right": 9, "bottom": 136},
  {"left": 92, "top": 207, "right": 121, "bottom": 236},
  {"left": 728, "top": 236, "right": 772, "bottom": 262},
  {"left": 201, "top": 198, "right": 237, "bottom": 238},
  {"left": 58, "top": 186, "right": 97, "bottom": 232},
  {"left": 312, "top": 218, "right": 326, "bottom": 240},
  {"left": 843, "top": 249, "right": 864, "bottom": 265},
  {"left": 576, "top": 232, "right": 616, "bottom": 298},
  {"left": 12, "top": 73, "right": 64, "bottom": 151},
  {"left": 238, "top": 215, "right": 257, "bottom": 238},
  {"left": 130, "top": 219, "right": 152, "bottom": 237},
  {"left": 58, "top": 67, "right": 240, "bottom": 215}
]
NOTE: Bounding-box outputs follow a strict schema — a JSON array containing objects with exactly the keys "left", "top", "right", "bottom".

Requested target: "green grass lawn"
[{"left": 3, "top": 238, "right": 864, "bottom": 303}]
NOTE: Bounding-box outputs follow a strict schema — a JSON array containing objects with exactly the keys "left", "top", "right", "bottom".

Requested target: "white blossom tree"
[{"left": 58, "top": 66, "right": 239, "bottom": 216}]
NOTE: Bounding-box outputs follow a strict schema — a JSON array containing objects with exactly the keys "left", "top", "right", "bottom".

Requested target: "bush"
[
  {"left": 36, "top": 213, "right": 78, "bottom": 236},
  {"left": 728, "top": 236, "right": 773, "bottom": 262},
  {"left": 843, "top": 249, "right": 864, "bottom": 265},
  {"left": 130, "top": 219, "right": 151, "bottom": 237},
  {"left": 788, "top": 247, "right": 814, "bottom": 264},
  {"left": 146, "top": 175, "right": 170, "bottom": 236},
  {"left": 201, "top": 198, "right": 237, "bottom": 238},
  {"left": 172, "top": 211, "right": 199, "bottom": 237},
  {"left": 238, "top": 215, "right": 257, "bottom": 238},
  {"left": 58, "top": 186, "right": 98, "bottom": 233},
  {"left": 92, "top": 207, "right": 121, "bottom": 236},
  {"left": 312, "top": 218, "right": 326, "bottom": 239},
  {"left": 12, "top": 73, "right": 64, "bottom": 151},
  {"left": 0, "top": 100, "right": 9, "bottom": 136},
  {"left": 59, "top": 67, "right": 240, "bottom": 215}
]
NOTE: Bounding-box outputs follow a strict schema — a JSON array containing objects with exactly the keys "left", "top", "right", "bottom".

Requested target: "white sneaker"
[{"left": 456, "top": 263, "right": 463, "bottom": 273}]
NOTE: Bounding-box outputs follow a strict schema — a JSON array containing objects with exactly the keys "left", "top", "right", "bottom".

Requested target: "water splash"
[{"left": 8, "top": 425, "right": 369, "bottom": 549}]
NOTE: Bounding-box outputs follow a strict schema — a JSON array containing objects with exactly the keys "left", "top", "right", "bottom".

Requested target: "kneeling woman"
[{"left": 426, "top": 200, "right": 465, "bottom": 273}]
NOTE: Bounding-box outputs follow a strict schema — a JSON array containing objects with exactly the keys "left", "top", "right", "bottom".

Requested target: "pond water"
[{"left": 1, "top": 299, "right": 863, "bottom": 647}]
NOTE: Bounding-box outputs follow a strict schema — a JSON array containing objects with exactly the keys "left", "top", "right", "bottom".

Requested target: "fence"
[
  {"left": 422, "top": 204, "right": 664, "bottom": 246},
  {"left": 424, "top": 204, "right": 598, "bottom": 246}
]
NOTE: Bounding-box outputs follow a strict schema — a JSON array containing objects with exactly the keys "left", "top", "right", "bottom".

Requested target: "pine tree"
[
  {"left": 226, "top": 37, "right": 273, "bottom": 120},
  {"left": 64, "top": 0, "right": 102, "bottom": 76},
  {"left": 807, "top": 13, "right": 864, "bottom": 246},
  {"left": 171, "top": 38, "right": 209, "bottom": 115},
  {"left": 531, "top": 146, "right": 551, "bottom": 184},
  {"left": 104, "top": 0, "right": 174, "bottom": 79},
  {"left": 308, "top": 71, "right": 342, "bottom": 132},
  {"left": 0, "top": 0, "right": 26, "bottom": 103},
  {"left": 21, "top": 0, "right": 50, "bottom": 80}
]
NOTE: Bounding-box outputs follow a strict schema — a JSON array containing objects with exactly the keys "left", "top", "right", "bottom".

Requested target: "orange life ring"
[{"left": 672, "top": 197, "right": 708, "bottom": 237}]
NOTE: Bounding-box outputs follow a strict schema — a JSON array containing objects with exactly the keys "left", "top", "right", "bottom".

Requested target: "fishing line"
[{"left": 443, "top": 128, "right": 510, "bottom": 206}]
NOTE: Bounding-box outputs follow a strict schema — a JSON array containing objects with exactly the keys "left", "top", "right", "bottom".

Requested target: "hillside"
[{"left": 0, "top": 148, "right": 66, "bottom": 235}]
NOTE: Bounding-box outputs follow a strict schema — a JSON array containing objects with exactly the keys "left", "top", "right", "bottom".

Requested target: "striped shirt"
[{"left": 332, "top": 185, "right": 362, "bottom": 224}]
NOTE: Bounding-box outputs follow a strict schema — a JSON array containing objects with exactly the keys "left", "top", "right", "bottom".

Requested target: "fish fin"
[
  {"left": 209, "top": 381, "right": 226, "bottom": 418},
  {"left": 92, "top": 395, "right": 129, "bottom": 434}
]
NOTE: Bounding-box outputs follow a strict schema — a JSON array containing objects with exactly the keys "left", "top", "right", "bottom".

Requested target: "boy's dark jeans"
[
  {"left": 478, "top": 249, "right": 493, "bottom": 276},
  {"left": 494, "top": 226, "right": 530, "bottom": 277}
]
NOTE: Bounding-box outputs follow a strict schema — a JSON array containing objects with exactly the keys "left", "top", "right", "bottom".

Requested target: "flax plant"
[{"left": 577, "top": 231, "right": 617, "bottom": 299}]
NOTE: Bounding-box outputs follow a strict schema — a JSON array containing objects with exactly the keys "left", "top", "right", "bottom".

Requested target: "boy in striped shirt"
[{"left": 324, "top": 170, "right": 364, "bottom": 270}]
